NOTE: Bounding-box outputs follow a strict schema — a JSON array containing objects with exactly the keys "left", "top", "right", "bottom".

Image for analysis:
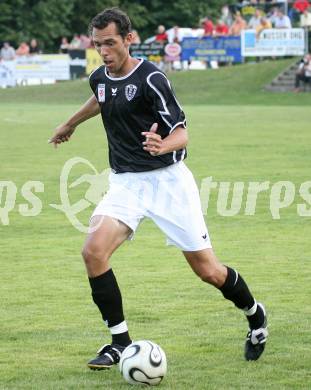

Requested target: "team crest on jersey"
[
  {"left": 125, "top": 84, "right": 137, "bottom": 101},
  {"left": 97, "top": 84, "right": 105, "bottom": 102}
]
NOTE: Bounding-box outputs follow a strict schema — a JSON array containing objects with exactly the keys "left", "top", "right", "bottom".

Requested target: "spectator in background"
[
  {"left": 220, "top": 5, "right": 233, "bottom": 26},
  {"left": 267, "top": 6, "right": 279, "bottom": 26},
  {"left": 80, "top": 34, "right": 92, "bottom": 49},
  {"left": 201, "top": 17, "right": 215, "bottom": 36},
  {"left": 215, "top": 20, "right": 229, "bottom": 36},
  {"left": 229, "top": 13, "right": 247, "bottom": 35},
  {"left": 248, "top": 8, "right": 262, "bottom": 29},
  {"left": 16, "top": 41, "right": 30, "bottom": 56},
  {"left": 300, "top": 7, "right": 311, "bottom": 28},
  {"left": 131, "top": 29, "right": 141, "bottom": 44},
  {"left": 59, "top": 37, "right": 70, "bottom": 53},
  {"left": 256, "top": 16, "right": 272, "bottom": 38},
  {"left": 300, "top": 8, "right": 311, "bottom": 50},
  {"left": 0, "top": 42, "right": 15, "bottom": 60},
  {"left": 155, "top": 25, "right": 168, "bottom": 43},
  {"left": 295, "top": 53, "right": 311, "bottom": 91},
  {"left": 170, "top": 26, "right": 182, "bottom": 43},
  {"left": 289, "top": 0, "right": 310, "bottom": 22},
  {"left": 274, "top": 8, "right": 292, "bottom": 28},
  {"left": 29, "top": 39, "right": 41, "bottom": 54},
  {"left": 70, "top": 34, "right": 82, "bottom": 49},
  {"left": 293, "top": 0, "right": 310, "bottom": 13}
]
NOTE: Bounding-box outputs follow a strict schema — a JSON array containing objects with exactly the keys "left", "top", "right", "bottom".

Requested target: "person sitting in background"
[
  {"left": 59, "top": 37, "right": 70, "bottom": 53},
  {"left": 295, "top": 53, "right": 311, "bottom": 91},
  {"left": 229, "top": 13, "right": 247, "bottom": 36},
  {"left": 131, "top": 29, "right": 141, "bottom": 44},
  {"left": 248, "top": 8, "right": 262, "bottom": 29},
  {"left": 155, "top": 25, "right": 168, "bottom": 43},
  {"left": 256, "top": 16, "right": 272, "bottom": 38},
  {"left": 274, "top": 8, "right": 292, "bottom": 28},
  {"left": 201, "top": 17, "right": 215, "bottom": 36},
  {"left": 215, "top": 20, "right": 229, "bottom": 36},
  {"left": 16, "top": 41, "right": 30, "bottom": 56},
  {"left": 0, "top": 42, "right": 15, "bottom": 60},
  {"left": 29, "top": 39, "right": 41, "bottom": 55}
]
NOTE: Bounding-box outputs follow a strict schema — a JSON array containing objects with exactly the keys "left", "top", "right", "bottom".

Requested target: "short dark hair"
[{"left": 89, "top": 8, "right": 132, "bottom": 38}]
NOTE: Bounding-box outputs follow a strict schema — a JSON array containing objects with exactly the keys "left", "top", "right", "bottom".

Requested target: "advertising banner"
[
  {"left": 15, "top": 54, "right": 70, "bottom": 80},
  {"left": 86, "top": 48, "right": 102, "bottom": 75},
  {"left": 241, "top": 28, "right": 305, "bottom": 57},
  {"left": 68, "top": 49, "right": 87, "bottom": 78},
  {"left": 130, "top": 43, "right": 165, "bottom": 63},
  {"left": 164, "top": 43, "right": 182, "bottom": 62},
  {"left": 181, "top": 37, "right": 242, "bottom": 63}
]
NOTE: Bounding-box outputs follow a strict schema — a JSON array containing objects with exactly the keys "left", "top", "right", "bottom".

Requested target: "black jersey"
[{"left": 89, "top": 59, "right": 187, "bottom": 173}]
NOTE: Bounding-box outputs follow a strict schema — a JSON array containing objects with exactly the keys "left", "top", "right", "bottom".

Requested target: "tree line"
[{"left": 0, "top": 0, "right": 235, "bottom": 52}]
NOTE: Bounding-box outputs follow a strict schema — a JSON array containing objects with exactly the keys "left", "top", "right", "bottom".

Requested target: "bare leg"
[
  {"left": 82, "top": 216, "right": 133, "bottom": 369},
  {"left": 183, "top": 248, "right": 227, "bottom": 288}
]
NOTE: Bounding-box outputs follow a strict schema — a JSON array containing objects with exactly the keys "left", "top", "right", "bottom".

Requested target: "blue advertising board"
[{"left": 181, "top": 37, "right": 242, "bottom": 63}]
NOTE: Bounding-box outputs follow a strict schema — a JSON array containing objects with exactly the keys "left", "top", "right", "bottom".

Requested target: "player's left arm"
[{"left": 142, "top": 123, "right": 188, "bottom": 156}]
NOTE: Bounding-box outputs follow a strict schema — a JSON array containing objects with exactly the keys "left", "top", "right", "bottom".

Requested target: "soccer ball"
[{"left": 119, "top": 340, "right": 167, "bottom": 386}]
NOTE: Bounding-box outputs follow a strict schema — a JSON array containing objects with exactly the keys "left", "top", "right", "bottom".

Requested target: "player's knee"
[
  {"left": 199, "top": 267, "right": 224, "bottom": 287},
  {"left": 81, "top": 244, "right": 108, "bottom": 265}
]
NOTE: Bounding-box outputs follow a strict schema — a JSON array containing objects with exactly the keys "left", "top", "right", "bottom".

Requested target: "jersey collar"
[{"left": 104, "top": 58, "right": 144, "bottom": 81}]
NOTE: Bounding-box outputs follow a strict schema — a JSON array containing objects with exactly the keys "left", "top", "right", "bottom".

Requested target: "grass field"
[{"left": 1, "top": 60, "right": 311, "bottom": 389}]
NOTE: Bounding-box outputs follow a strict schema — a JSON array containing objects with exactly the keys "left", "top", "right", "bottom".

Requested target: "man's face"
[{"left": 92, "top": 22, "right": 131, "bottom": 75}]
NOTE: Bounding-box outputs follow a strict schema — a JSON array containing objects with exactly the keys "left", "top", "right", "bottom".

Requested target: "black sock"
[
  {"left": 89, "top": 269, "right": 131, "bottom": 346},
  {"left": 219, "top": 266, "right": 264, "bottom": 329},
  {"left": 247, "top": 305, "right": 265, "bottom": 330},
  {"left": 112, "top": 331, "right": 131, "bottom": 347}
]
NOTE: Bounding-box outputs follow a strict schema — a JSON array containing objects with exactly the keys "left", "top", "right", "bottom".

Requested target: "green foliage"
[
  {"left": 129, "top": 0, "right": 236, "bottom": 38},
  {"left": 0, "top": 0, "right": 236, "bottom": 51},
  {"left": 0, "top": 0, "right": 75, "bottom": 50}
]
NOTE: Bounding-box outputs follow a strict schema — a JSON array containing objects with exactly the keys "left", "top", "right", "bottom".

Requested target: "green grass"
[{"left": 1, "top": 61, "right": 311, "bottom": 389}]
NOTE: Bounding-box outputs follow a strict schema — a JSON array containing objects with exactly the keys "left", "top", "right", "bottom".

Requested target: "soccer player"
[{"left": 49, "top": 8, "right": 268, "bottom": 369}]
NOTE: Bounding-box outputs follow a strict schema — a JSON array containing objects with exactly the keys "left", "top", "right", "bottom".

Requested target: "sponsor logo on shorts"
[{"left": 125, "top": 84, "right": 137, "bottom": 101}]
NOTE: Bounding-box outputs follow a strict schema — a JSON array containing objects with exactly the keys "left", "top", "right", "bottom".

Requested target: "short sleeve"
[
  {"left": 89, "top": 73, "right": 97, "bottom": 97},
  {"left": 146, "top": 71, "right": 186, "bottom": 135}
]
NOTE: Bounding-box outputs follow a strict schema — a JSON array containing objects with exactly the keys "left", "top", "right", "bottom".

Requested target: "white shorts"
[{"left": 91, "top": 161, "right": 212, "bottom": 251}]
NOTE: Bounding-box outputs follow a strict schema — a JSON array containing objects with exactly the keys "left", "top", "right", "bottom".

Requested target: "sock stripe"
[
  {"left": 233, "top": 269, "right": 238, "bottom": 286},
  {"left": 244, "top": 300, "right": 257, "bottom": 316},
  {"left": 109, "top": 320, "right": 128, "bottom": 335}
]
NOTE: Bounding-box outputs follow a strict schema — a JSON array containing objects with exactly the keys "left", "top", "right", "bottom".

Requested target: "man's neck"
[{"left": 109, "top": 56, "right": 140, "bottom": 78}]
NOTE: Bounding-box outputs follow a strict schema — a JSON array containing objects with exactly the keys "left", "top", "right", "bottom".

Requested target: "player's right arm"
[{"left": 49, "top": 94, "right": 100, "bottom": 147}]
